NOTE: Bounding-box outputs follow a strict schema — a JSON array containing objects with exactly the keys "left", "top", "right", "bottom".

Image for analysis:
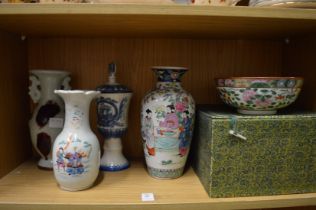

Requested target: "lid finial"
[{"left": 108, "top": 62, "right": 117, "bottom": 84}]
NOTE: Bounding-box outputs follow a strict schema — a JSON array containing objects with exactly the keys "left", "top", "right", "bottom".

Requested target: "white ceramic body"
[
  {"left": 217, "top": 87, "right": 301, "bottom": 115},
  {"left": 53, "top": 90, "right": 100, "bottom": 191},
  {"left": 28, "top": 70, "right": 70, "bottom": 169},
  {"left": 96, "top": 92, "right": 132, "bottom": 171},
  {"left": 141, "top": 70, "right": 195, "bottom": 179}
]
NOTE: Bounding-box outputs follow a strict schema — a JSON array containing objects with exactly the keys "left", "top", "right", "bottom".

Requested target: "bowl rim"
[
  {"left": 215, "top": 76, "right": 304, "bottom": 80},
  {"left": 216, "top": 86, "right": 302, "bottom": 90}
]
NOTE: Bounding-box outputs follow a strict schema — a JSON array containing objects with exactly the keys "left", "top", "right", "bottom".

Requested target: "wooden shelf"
[
  {"left": 0, "top": 160, "right": 315, "bottom": 210},
  {"left": 0, "top": 4, "right": 315, "bottom": 38}
]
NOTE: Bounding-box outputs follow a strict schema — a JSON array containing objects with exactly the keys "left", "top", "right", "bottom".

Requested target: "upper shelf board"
[{"left": 0, "top": 4, "right": 316, "bottom": 38}]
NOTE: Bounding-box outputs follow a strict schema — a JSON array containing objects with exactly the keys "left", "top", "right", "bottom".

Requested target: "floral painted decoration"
[
  {"left": 217, "top": 87, "right": 301, "bottom": 112},
  {"left": 216, "top": 77, "right": 303, "bottom": 88},
  {"left": 153, "top": 67, "right": 187, "bottom": 82}
]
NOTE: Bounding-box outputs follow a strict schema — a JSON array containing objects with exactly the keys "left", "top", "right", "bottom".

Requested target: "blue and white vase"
[
  {"left": 96, "top": 63, "right": 132, "bottom": 171},
  {"left": 141, "top": 66, "right": 195, "bottom": 179}
]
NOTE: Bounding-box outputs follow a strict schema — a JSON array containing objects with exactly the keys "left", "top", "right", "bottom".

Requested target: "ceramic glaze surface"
[
  {"left": 28, "top": 70, "right": 71, "bottom": 169},
  {"left": 216, "top": 77, "right": 303, "bottom": 88},
  {"left": 53, "top": 90, "right": 100, "bottom": 191},
  {"left": 141, "top": 67, "right": 195, "bottom": 179},
  {"left": 96, "top": 93, "right": 132, "bottom": 171},
  {"left": 217, "top": 87, "right": 301, "bottom": 115},
  {"left": 96, "top": 63, "right": 132, "bottom": 171}
]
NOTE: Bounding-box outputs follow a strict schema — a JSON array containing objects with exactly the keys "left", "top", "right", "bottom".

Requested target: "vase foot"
[
  {"left": 147, "top": 166, "right": 184, "bottom": 179},
  {"left": 237, "top": 109, "right": 277, "bottom": 115},
  {"left": 38, "top": 158, "right": 53, "bottom": 170},
  {"left": 100, "top": 162, "right": 130, "bottom": 171},
  {"left": 59, "top": 183, "right": 94, "bottom": 192}
]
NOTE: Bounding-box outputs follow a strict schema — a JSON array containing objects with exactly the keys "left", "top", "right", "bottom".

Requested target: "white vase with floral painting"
[
  {"left": 52, "top": 90, "right": 100, "bottom": 191},
  {"left": 28, "top": 70, "right": 71, "bottom": 169},
  {"left": 141, "top": 66, "right": 195, "bottom": 179}
]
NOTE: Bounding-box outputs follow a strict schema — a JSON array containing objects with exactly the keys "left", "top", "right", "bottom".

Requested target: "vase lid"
[{"left": 96, "top": 62, "right": 132, "bottom": 93}]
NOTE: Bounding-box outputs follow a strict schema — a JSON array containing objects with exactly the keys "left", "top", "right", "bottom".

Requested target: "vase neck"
[
  {"left": 55, "top": 90, "right": 99, "bottom": 132},
  {"left": 153, "top": 67, "right": 187, "bottom": 83},
  {"left": 33, "top": 72, "right": 69, "bottom": 103},
  {"left": 39, "top": 77, "right": 64, "bottom": 103},
  {"left": 64, "top": 99, "right": 91, "bottom": 131},
  {"left": 156, "top": 82, "right": 182, "bottom": 90}
]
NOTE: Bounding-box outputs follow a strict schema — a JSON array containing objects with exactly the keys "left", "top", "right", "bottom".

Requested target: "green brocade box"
[{"left": 191, "top": 106, "right": 316, "bottom": 198}]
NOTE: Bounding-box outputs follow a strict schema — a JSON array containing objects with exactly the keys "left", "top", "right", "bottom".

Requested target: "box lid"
[{"left": 198, "top": 105, "right": 316, "bottom": 119}]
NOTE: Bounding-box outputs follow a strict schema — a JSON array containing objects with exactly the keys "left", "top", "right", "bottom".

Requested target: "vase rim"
[
  {"left": 54, "top": 90, "right": 100, "bottom": 95},
  {"left": 215, "top": 76, "right": 303, "bottom": 80},
  {"left": 151, "top": 66, "right": 188, "bottom": 71},
  {"left": 30, "top": 70, "right": 70, "bottom": 75}
]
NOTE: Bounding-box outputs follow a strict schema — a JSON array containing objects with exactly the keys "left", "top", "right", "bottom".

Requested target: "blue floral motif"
[
  {"left": 153, "top": 67, "right": 187, "bottom": 82},
  {"left": 96, "top": 84, "right": 131, "bottom": 93},
  {"left": 97, "top": 97, "right": 127, "bottom": 127}
]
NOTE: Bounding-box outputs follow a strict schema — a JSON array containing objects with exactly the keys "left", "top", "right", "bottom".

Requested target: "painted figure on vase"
[
  {"left": 159, "top": 104, "right": 179, "bottom": 129},
  {"left": 143, "top": 109, "right": 155, "bottom": 156},
  {"left": 55, "top": 134, "right": 92, "bottom": 176},
  {"left": 56, "top": 147, "right": 65, "bottom": 171},
  {"left": 179, "top": 110, "right": 192, "bottom": 157}
]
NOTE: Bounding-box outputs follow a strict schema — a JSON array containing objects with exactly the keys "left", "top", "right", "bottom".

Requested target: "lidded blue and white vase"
[
  {"left": 96, "top": 63, "right": 132, "bottom": 171},
  {"left": 141, "top": 66, "right": 195, "bottom": 179}
]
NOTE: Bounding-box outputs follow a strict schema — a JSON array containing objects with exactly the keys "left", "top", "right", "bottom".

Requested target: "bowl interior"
[{"left": 215, "top": 77, "right": 303, "bottom": 88}]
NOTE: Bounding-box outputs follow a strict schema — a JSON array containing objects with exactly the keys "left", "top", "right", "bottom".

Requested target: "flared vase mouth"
[
  {"left": 226, "top": 76, "right": 303, "bottom": 80},
  {"left": 54, "top": 90, "right": 100, "bottom": 96},
  {"left": 152, "top": 66, "right": 188, "bottom": 82},
  {"left": 152, "top": 66, "right": 188, "bottom": 71},
  {"left": 30, "top": 70, "right": 70, "bottom": 77}
]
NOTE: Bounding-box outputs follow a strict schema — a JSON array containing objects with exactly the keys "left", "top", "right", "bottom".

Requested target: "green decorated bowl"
[{"left": 217, "top": 87, "right": 301, "bottom": 115}]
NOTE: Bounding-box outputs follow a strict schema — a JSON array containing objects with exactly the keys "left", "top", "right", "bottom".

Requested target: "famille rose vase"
[
  {"left": 52, "top": 90, "right": 100, "bottom": 191},
  {"left": 96, "top": 63, "right": 132, "bottom": 171},
  {"left": 28, "top": 70, "right": 71, "bottom": 169},
  {"left": 141, "top": 66, "right": 195, "bottom": 179}
]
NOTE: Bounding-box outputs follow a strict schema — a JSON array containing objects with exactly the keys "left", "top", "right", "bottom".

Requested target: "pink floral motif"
[
  {"left": 255, "top": 99, "right": 272, "bottom": 107},
  {"left": 217, "top": 79, "right": 225, "bottom": 86},
  {"left": 251, "top": 80, "right": 268, "bottom": 84},
  {"left": 159, "top": 113, "right": 179, "bottom": 129},
  {"left": 242, "top": 90, "right": 256, "bottom": 101},
  {"left": 175, "top": 102, "right": 185, "bottom": 112},
  {"left": 171, "top": 72, "right": 179, "bottom": 80},
  {"left": 224, "top": 79, "right": 234, "bottom": 87}
]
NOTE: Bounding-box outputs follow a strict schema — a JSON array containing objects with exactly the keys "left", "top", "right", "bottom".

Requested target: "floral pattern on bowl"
[
  {"left": 216, "top": 77, "right": 303, "bottom": 89},
  {"left": 217, "top": 87, "right": 301, "bottom": 115}
]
